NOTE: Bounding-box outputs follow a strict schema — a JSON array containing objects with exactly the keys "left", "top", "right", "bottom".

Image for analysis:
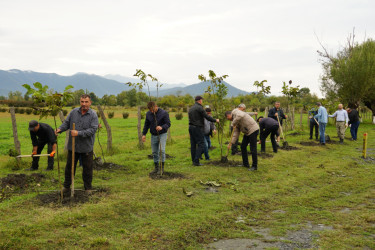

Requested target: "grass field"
[{"left": 0, "top": 108, "right": 374, "bottom": 249}]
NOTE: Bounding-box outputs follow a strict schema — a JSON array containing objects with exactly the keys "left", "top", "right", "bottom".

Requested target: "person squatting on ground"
[
  {"left": 347, "top": 108, "right": 360, "bottom": 141},
  {"left": 308, "top": 107, "right": 319, "bottom": 140},
  {"left": 202, "top": 108, "right": 216, "bottom": 160},
  {"left": 314, "top": 102, "right": 328, "bottom": 145},
  {"left": 226, "top": 109, "right": 259, "bottom": 171},
  {"left": 268, "top": 102, "right": 287, "bottom": 144},
  {"left": 328, "top": 104, "right": 349, "bottom": 144},
  {"left": 188, "top": 96, "right": 219, "bottom": 166},
  {"left": 142, "top": 101, "right": 171, "bottom": 174},
  {"left": 55, "top": 94, "right": 98, "bottom": 194},
  {"left": 257, "top": 117, "right": 279, "bottom": 154},
  {"left": 28, "top": 120, "right": 57, "bottom": 171},
  {"left": 231, "top": 104, "right": 258, "bottom": 155}
]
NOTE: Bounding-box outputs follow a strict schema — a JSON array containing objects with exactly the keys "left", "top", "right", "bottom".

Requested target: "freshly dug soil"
[
  {"left": 258, "top": 152, "right": 274, "bottom": 158},
  {"left": 36, "top": 188, "right": 108, "bottom": 206},
  {"left": 93, "top": 158, "right": 127, "bottom": 171},
  {"left": 300, "top": 141, "right": 320, "bottom": 146},
  {"left": 1, "top": 173, "right": 45, "bottom": 189},
  {"left": 207, "top": 160, "right": 243, "bottom": 167},
  {"left": 147, "top": 154, "right": 174, "bottom": 159},
  {"left": 279, "top": 144, "right": 299, "bottom": 151},
  {"left": 288, "top": 132, "right": 303, "bottom": 136},
  {"left": 208, "top": 146, "right": 217, "bottom": 151},
  {"left": 149, "top": 171, "right": 185, "bottom": 180}
]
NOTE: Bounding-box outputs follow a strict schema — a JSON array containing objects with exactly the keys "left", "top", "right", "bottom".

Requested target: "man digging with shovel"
[
  {"left": 142, "top": 101, "right": 171, "bottom": 175},
  {"left": 55, "top": 94, "right": 98, "bottom": 195},
  {"left": 225, "top": 109, "right": 259, "bottom": 171},
  {"left": 257, "top": 116, "right": 279, "bottom": 153}
]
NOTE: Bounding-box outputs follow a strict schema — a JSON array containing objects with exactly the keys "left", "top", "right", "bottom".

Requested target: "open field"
[{"left": 0, "top": 109, "right": 374, "bottom": 249}]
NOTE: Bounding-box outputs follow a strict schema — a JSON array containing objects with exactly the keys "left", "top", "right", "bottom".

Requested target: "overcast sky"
[{"left": 0, "top": 0, "right": 374, "bottom": 96}]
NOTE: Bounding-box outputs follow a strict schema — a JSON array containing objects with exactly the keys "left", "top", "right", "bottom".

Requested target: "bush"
[
  {"left": 32, "top": 109, "right": 39, "bottom": 115},
  {"left": 175, "top": 112, "right": 183, "bottom": 120},
  {"left": 171, "top": 108, "right": 177, "bottom": 112},
  {"left": 122, "top": 112, "right": 129, "bottom": 119},
  {"left": 141, "top": 112, "right": 145, "bottom": 119},
  {"left": 107, "top": 111, "right": 114, "bottom": 119},
  {"left": 62, "top": 110, "right": 68, "bottom": 116},
  {"left": 19, "top": 108, "right": 25, "bottom": 114},
  {"left": 14, "top": 107, "right": 20, "bottom": 113},
  {"left": 182, "top": 107, "right": 187, "bottom": 112},
  {"left": 25, "top": 108, "right": 32, "bottom": 115}
]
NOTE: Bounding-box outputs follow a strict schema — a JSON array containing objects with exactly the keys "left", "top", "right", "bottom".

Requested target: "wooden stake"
[{"left": 71, "top": 123, "right": 75, "bottom": 198}]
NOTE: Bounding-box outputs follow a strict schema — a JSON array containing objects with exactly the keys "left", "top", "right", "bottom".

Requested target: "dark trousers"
[
  {"left": 310, "top": 120, "right": 319, "bottom": 139},
  {"left": 241, "top": 130, "right": 259, "bottom": 167},
  {"left": 64, "top": 150, "right": 93, "bottom": 190},
  {"left": 350, "top": 121, "right": 360, "bottom": 140},
  {"left": 189, "top": 125, "right": 205, "bottom": 164},
  {"left": 31, "top": 141, "right": 54, "bottom": 170},
  {"left": 261, "top": 125, "right": 279, "bottom": 153}
]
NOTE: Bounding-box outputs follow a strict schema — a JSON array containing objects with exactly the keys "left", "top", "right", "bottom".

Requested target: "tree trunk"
[
  {"left": 10, "top": 107, "right": 21, "bottom": 164},
  {"left": 186, "top": 105, "right": 189, "bottom": 113},
  {"left": 97, "top": 105, "right": 112, "bottom": 151},
  {"left": 167, "top": 128, "right": 172, "bottom": 143},
  {"left": 264, "top": 107, "right": 268, "bottom": 117},
  {"left": 291, "top": 106, "right": 295, "bottom": 130},
  {"left": 137, "top": 106, "right": 144, "bottom": 149},
  {"left": 299, "top": 108, "right": 303, "bottom": 130},
  {"left": 58, "top": 111, "right": 69, "bottom": 152}
]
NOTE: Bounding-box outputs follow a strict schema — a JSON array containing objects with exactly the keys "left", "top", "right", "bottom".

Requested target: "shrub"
[
  {"left": 62, "top": 109, "right": 68, "bottom": 116},
  {"left": 122, "top": 112, "right": 129, "bottom": 119},
  {"left": 175, "top": 112, "right": 183, "bottom": 120},
  {"left": 141, "top": 112, "right": 145, "bottom": 119},
  {"left": 107, "top": 111, "right": 114, "bottom": 119},
  {"left": 32, "top": 109, "right": 39, "bottom": 115},
  {"left": 14, "top": 107, "right": 20, "bottom": 113},
  {"left": 182, "top": 107, "right": 187, "bottom": 112},
  {"left": 19, "top": 108, "right": 25, "bottom": 114},
  {"left": 171, "top": 108, "right": 177, "bottom": 112},
  {"left": 25, "top": 108, "right": 32, "bottom": 115}
]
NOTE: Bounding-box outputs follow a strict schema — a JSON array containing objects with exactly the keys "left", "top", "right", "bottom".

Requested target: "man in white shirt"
[{"left": 328, "top": 104, "right": 349, "bottom": 144}]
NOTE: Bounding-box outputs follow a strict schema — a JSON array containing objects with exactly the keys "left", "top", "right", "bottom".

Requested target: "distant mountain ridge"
[{"left": 0, "top": 69, "right": 250, "bottom": 98}]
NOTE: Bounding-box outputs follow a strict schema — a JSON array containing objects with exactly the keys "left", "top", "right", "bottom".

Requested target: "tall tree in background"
[
  {"left": 318, "top": 32, "right": 375, "bottom": 122},
  {"left": 198, "top": 70, "right": 228, "bottom": 159}
]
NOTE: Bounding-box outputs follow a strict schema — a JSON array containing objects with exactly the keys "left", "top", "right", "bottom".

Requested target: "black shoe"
[
  {"left": 193, "top": 162, "right": 203, "bottom": 166},
  {"left": 273, "top": 150, "right": 277, "bottom": 153},
  {"left": 157, "top": 162, "right": 165, "bottom": 175},
  {"left": 249, "top": 166, "right": 257, "bottom": 171},
  {"left": 243, "top": 165, "right": 250, "bottom": 168},
  {"left": 205, "top": 158, "right": 211, "bottom": 161},
  {"left": 45, "top": 168, "right": 53, "bottom": 171},
  {"left": 309, "top": 137, "right": 313, "bottom": 140},
  {"left": 320, "top": 143, "right": 326, "bottom": 146},
  {"left": 339, "top": 139, "right": 344, "bottom": 144},
  {"left": 150, "top": 163, "right": 159, "bottom": 174}
]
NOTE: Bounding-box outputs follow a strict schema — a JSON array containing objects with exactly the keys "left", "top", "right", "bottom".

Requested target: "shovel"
[
  {"left": 221, "top": 126, "right": 236, "bottom": 163},
  {"left": 16, "top": 154, "right": 50, "bottom": 158},
  {"left": 277, "top": 115, "right": 289, "bottom": 148}
]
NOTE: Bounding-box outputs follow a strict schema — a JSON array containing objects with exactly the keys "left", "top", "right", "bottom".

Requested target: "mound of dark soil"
[
  {"left": 36, "top": 188, "right": 108, "bottom": 206},
  {"left": 147, "top": 154, "right": 174, "bottom": 159},
  {"left": 300, "top": 141, "right": 320, "bottom": 146},
  {"left": 279, "top": 144, "right": 299, "bottom": 151},
  {"left": 93, "top": 158, "right": 127, "bottom": 171},
  {"left": 149, "top": 171, "right": 185, "bottom": 180},
  {"left": 1, "top": 173, "right": 45, "bottom": 189},
  {"left": 207, "top": 160, "right": 243, "bottom": 167},
  {"left": 258, "top": 152, "right": 274, "bottom": 158},
  {"left": 208, "top": 146, "right": 217, "bottom": 151},
  {"left": 288, "top": 132, "right": 303, "bottom": 136}
]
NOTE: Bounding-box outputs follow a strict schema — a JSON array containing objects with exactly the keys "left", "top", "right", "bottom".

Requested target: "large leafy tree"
[{"left": 318, "top": 35, "right": 375, "bottom": 119}]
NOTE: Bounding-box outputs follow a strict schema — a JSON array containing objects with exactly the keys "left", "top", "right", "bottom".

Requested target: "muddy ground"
[
  {"left": 93, "top": 157, "right": 127, "bottom": 171},
  {"left": 279, "top": 144, "right": 299, "bottom": 151},
  {"left": 36, "top": 188, "right": 109, "bottom": 206},
  {"left": 1, "top": 173, "right": 45, "bottom": 190},
  {"left": 149, "top": 171, "right": 186, "bottom": 180},
  {"left": 206, "top": 221, "right": 333, "bottom": 249},
  {"left": 300, "top": 141, "right": 320, "bottom": 146}
]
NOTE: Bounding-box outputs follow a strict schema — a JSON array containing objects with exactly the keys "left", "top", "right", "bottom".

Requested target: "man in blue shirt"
[
  {"left": 314, "top": 102, "right": 328, "bottom": 145},
  {"left": 142, "top": 101, "right": 171, "bottom": 174}
]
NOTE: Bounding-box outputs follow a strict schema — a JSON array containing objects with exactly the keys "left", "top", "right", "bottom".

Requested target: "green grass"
[{"left": 0, "top": 110, "right": 374, "bottom": 249}]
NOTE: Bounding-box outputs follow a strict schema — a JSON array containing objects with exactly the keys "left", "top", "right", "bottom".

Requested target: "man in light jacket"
[
  {"left": 329, "top": 104, "right": 349, "bottom": 144},
  {"left": 225, "top": 109, "right": 259, "bottom": 171},
  {"left": 314, "top": 102, "right": 328, "bottom": 145}
]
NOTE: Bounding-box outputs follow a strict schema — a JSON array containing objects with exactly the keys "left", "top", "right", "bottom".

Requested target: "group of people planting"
[{"left": 26, "top": 94, "right": 361, "bottom": 193}]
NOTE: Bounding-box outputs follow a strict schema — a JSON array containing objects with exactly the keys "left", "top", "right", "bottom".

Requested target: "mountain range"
[{"left": 0, "top": 69, "right": 250, "bottom": 97}]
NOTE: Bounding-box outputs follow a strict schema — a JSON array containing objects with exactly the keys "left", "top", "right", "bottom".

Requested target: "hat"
[
  {"left": 205, "top": 108, "right": 212, "bottom": 112},
  {"left": 28, "top": 120, "right": 39, "bottom": 131},
  {"left": 238, "top": 103, "right": 246, "bottom": 109},
  {"left": 195, "top": 95, "right": 203, "bottom": 101}
]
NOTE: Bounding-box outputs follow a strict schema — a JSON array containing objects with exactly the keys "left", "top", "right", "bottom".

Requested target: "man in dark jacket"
[
  {"left": 188, "top": 96, "right": 219, "bottom": 166},
  {"left": 347, "top": 108, "right": 360, "bottom": 141},
  {"left": 28, "top": 120, "right": 57, "bottom": 171},
  {"left": 142, "top": 101, "right": 171, "bottom": 174},
  {"left": 268, "top": 102, "right": 287, "bottom": 143},
  {"left": 308, "top": 108, "right": 319, "bottom": 140},
  {"left": 257, "top": 116, "right": 279, "bottom": 153}
]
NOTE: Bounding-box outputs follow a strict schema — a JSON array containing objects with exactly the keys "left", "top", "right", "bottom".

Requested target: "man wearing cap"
[
  {"left": 28, "top": 120, "right": 57, "bottom": 171},
  {"left": 55, "top": 94, "right": 98, "bottom": 194},
  {"left": 188, "top": 96, "right": 219, "bottom": 166}
]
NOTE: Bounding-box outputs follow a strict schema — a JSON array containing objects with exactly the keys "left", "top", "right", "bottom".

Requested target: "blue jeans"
[
  {"left": 319, "top": 122, "right": 327, "bottom": 143},
  {"left": 203, "top": 135, "right": 211, "bottom": 160},
  {"left": 350, "top": 121, "right": 360, "bottom": 140},
  {"left": 151, "top": 133, "right": 167, "bottom": 163}
]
